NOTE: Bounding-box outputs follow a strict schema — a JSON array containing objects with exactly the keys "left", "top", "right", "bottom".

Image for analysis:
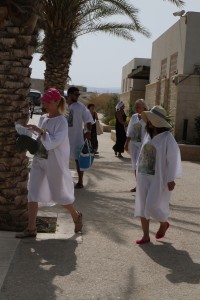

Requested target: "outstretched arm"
[{"left": 84, "top": 122, "right": 92, "bottom": 140}]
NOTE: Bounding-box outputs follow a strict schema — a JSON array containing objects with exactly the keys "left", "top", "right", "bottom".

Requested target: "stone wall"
[
  {"left": 111, "top": 130, "right": 200, "bottom": 161},
  {"left": 120, "top": 90, "right": 146, "bottom": 114},
  {"left": 176, "top": 75, "right": 200, "bottom": 142},
  {"left": 179, "top": 144, "right": 200, "bottom": 161},
  {"left": 145, "top": 82, "right": 157, "bottom": 108},
  {"left": 146, "top": 79, "right": 172, "bottom": 108},
  {"left": 145, "top": 75, "right": 200, "bottom": 143}
]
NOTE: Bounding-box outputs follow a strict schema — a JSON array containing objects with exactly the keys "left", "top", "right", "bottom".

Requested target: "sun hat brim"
[{"left": 141, "top": 111, "right": 172, "bottom": 129}]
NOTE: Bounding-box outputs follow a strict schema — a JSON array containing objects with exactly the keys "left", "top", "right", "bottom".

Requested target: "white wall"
[
  {"left": 150, "top": 16, "right": 187, "bottom": 82},
  {"left": 121, "top": 58, "right": 151, "bottom": 92},
  {"left": 184, "top": 12, "right": 200, "bottom": 74},
  {"left": 150, "top": 12, "right": 200, "bottom": 83}
]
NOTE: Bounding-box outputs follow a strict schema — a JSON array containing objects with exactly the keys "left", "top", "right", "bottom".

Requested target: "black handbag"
[{"left": 16, "top": 135, "right": 39, "bottom": 155}]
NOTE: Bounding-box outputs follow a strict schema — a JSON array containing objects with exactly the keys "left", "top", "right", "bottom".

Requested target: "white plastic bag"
[{"left": 96, "top": 120, "right": 103, "bottom": 135}]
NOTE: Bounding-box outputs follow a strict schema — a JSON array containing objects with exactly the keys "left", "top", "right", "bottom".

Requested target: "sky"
[{"left": 30, "top": 0, "right": 200, "bottom": 90}]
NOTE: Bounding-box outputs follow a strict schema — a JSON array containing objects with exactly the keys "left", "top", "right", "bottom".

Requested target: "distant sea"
[{"left": 87, "top": 86, "right": 121, "bottom": 94}]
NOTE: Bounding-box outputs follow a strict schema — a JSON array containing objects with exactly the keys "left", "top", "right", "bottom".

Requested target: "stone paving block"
[
  {"left": 37, "top": 211, "right": 57, "bottom": 218},
  {"left": 36, "top": 233, "right": 56, "bottom": 240}
]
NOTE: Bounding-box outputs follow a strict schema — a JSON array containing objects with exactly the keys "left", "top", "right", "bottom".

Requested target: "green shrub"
[
  {"left": 102, "top": 94, "right": 119, "bottom": 124},
  {"left": 108, "top": 118, "right": 116, "bottom": 126},
  {"left": 88, "top": 93, "right": 112, "bottom": 113},
  {"left": 126, "top": 116, "right": 131, "bottom": 124},
  {"left": 103, "top": 116, "right": 111, "bottom": 125}
]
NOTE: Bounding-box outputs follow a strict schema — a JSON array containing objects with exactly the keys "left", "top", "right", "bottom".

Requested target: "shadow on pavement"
[
  {"left": 139, "top": 241, "right": 200, "bottom": 284},
  {"left": 1, "top": 239, "right": 78, "bottom": 300},
  {"left": 74, "top": 187, "right": 135, "bottom": 245}
]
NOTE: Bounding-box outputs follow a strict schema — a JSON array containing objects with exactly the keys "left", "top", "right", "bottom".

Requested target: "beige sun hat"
[{"left": 141, "top": 105, "right": 172, "bottom": 129}]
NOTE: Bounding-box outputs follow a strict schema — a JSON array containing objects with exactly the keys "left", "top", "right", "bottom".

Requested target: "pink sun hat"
[{"left": 40, "top": 87, "right": 61, "bottom": 103}]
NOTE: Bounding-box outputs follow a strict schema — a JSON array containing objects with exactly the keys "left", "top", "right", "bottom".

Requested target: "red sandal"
[{"left": 136, "top": 238, "right": 150, "bottom": 245}]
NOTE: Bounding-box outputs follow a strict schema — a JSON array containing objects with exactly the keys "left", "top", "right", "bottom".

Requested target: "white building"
[
  {"left": 121, "top": 12, "right": 200, "bottom": 143},
  {"left": 146, "top": 11, "right": 200, "bottom": 143},
  {"left": 120, "top": 58, "right": 151, "bottom": 112}
]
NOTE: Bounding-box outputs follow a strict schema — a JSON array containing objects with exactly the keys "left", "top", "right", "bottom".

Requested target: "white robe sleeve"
[
  {"left": 41, "top": 117, "right": 68, "bottom": 151},
  {"left": 126, "top": 115, "right": 135, "bottom": 137},
  {"left": 166, "top": 132, "right": 182, "bottom": 182},
  {"left": 141, "top": 120, "right": 147, "bottom": 142},
  {"left": 82, "top": 106, "right": 94, "bottom": 125}
]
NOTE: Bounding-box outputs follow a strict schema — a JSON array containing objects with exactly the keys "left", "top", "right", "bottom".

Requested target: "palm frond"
[
  {"left": 162, "top": 0, "right": 185, "bottom": 7},
  {"left": 78, "top": 22, "right": 150, "bottom": 40},
  {"left": 37, "top": 0, "right": 186, "bottom": 90}
]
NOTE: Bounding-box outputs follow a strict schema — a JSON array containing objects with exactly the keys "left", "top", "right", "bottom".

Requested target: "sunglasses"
[{"left": 73, "top": 93, "right": 80, "bottom": 96}]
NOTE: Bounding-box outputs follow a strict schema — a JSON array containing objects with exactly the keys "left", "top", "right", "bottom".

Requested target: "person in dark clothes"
[
  {"left": 88, "top": 104, "right": 99, "bottom": 154},
  {"left": 112, "top": 101, "right": 127, "bottom": 158}
]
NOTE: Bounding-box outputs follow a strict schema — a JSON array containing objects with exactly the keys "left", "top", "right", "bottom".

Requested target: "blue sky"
[{"left": 30, "top": 0, "right": 200, "bottom": 89}]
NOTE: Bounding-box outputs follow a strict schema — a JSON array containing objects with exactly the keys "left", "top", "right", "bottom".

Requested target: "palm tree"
[
  {"left": 0, "top": 0, "right": 40, "bottom": 230},
  {"left": 39, "top": 0, "right": 151, "bottom": 91},
  {"left": 38, "top": 0, "right": 184, "bottom": 92},
  {"left": 38, "top": 0, "right": 150, "bottom": 91}
]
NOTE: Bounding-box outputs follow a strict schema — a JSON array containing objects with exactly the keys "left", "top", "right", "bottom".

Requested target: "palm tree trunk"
[
  {"left": 43, "top": 31, "right": 74, "bottom": 92},
  {"left": 0, "top": 3, "right": 38, "bottom": 231}
]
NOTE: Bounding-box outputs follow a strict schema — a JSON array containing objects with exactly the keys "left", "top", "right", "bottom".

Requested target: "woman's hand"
[
  {"left": 124, "top": 143, "right": 128, "bottom": 152},
  {"left": 124, "top": 138, "right": 130, "bottom": 152},
  {"left": 84, "top": 131, "right": 91, "bottom": 141},
  {"left": 26, "top": 124, "right": 43, "bottom": 135},
  {"left": 168, "top": 181, "right": 175, "bottom": 191}
]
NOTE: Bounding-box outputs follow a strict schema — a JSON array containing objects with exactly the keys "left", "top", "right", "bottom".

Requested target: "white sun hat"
[
  {"left": 141, "top": 105, "right": 172, "bottom": 129},
  {"left": 115, "top": 101, "right": 124, "bottom": 111}
]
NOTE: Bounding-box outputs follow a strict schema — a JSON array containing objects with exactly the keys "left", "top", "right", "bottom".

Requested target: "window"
[
  {"left": 169, "top": 53, "right": 178, "bottom": 77},
  {"left": 160, "top": 58, "right": 167, "bottom": 78}
]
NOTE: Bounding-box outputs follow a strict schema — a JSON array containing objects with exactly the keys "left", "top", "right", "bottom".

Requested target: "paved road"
[{"left": 0, "top": 114, "right": 200, "bottom": 299}]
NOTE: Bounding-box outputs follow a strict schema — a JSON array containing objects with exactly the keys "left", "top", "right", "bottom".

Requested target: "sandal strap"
[{"left": 74, "top": 212, "right": 82, "bottom": 224}]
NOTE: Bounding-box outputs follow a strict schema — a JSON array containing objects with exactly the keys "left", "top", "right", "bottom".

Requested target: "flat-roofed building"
[
  {"left": 120, "top": 58, "right": 151, "bottom": 114},
  {"left": 146, "top": 11, "right": 200, "bottom": 143}
]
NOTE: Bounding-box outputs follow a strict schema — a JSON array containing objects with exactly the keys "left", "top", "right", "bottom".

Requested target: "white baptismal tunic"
[
  {"left": 126, "top": 113, "right": 146, "bottom": 170},
  {"left": 28, "top": 114, "right": 75, "bottom": 206},
  {"left": 134, "top": 131, "right": 182, "bottom": 221},
  {"left": 66, "top": 101, "right": 93, "bottom": 159}
]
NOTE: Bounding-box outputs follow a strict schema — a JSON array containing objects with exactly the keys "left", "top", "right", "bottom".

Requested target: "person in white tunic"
[
  {"left": 134, "top": 105, "right": 182, "bottom": 244},
  {"left": 16, "top": 88, "right": 83, "bottom": 238},
  {"left": 65, "top": 87, "right": 93, "bottom": 189},
  {"left": 124, "top": 99, "right": 148, "bottom": 192}
]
